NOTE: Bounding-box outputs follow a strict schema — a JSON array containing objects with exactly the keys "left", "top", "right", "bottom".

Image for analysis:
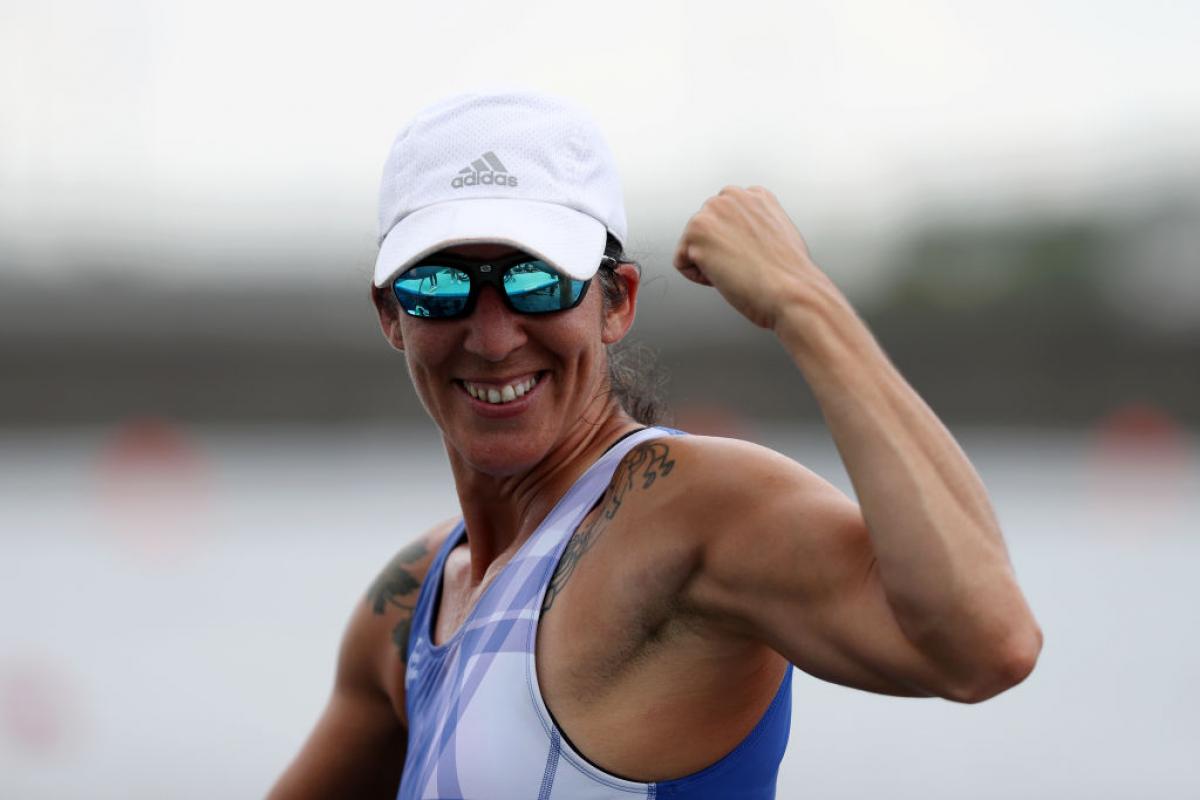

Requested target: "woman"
[{"left": 270, "top": 90, "right": 1042, "bottom": 799}]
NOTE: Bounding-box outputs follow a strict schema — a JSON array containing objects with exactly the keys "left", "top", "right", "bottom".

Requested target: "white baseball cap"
[{"left": 373, "top": 90, "right": 628, "bottom": 287}]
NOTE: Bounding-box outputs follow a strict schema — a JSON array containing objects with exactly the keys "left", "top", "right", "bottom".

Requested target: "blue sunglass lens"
[
  {"left": 393, "top": 265, "right": 471, "bottom": 318},
  {"left": 504, "top": 261, "right": 587, "bottom": 313}
]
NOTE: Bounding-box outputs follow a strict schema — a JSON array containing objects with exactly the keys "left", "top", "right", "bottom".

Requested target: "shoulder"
[
  {"left": 342, "top": 517, "right": 461, "bottom": 722},
  {"left": 611, "top": 433, "right": 865, "bottom": 594},
  {"left": 619, "top": 432, "right": 850, "bottom": 523},
  {"left": 365, "top": 518, "right": 458, "bottom": 632}
]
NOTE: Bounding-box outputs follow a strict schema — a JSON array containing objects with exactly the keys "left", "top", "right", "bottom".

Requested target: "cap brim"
[{"left": 373, "top": 198, "right": 607, "bottom": 287}]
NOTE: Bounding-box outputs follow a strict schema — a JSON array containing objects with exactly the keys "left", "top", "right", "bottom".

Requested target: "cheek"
[
  {"left": 558, "top": 330, "right": 611, "bottom": 397},
  {"left": 396, "top": 324, "right": 453, "bottom": 389},
  {"left": 546, "top": 308, "right": 605, "bottom": 364},
  {"left": 399, "top": 319, "right": 451, "bottom": 359}
]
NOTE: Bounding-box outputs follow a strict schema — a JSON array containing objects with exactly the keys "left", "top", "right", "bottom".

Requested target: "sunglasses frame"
[{"left": 393, "top": 252, "right": 616, "bottom": 320}]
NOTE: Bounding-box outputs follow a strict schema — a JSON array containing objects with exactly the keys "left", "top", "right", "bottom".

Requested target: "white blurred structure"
[{"left": 2, "top": 0, "right": 1198, "bottom": 299}]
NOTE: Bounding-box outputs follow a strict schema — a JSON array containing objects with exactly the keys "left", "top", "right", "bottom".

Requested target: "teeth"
[{"left": 464, "top": 375, "right": 539, "bottom": 405}]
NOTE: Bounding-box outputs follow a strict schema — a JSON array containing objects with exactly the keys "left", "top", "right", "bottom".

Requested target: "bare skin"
[{"left": 269, "top": 190, "right": 1043, "bottom": 798}]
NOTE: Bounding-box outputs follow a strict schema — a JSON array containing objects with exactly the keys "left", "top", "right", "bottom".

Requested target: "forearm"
[{"left": 773, "top": 276, "right": 1041, "bottom": 682}]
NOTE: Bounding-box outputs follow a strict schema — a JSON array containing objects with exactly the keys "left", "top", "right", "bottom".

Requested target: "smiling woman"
[
  {"left": 270, "top": 88, "right": 1041, "bottom": 800},
  {"left": 370, "top": 232, "right": 645, "bottom": 478}
]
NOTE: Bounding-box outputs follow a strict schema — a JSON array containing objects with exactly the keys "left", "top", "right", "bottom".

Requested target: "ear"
[
  {"left": 370, "top": 284, "right": 406, "bottom": 351},
  {"left": 600, "top": 263, "right": 640, "bottom": 345}
]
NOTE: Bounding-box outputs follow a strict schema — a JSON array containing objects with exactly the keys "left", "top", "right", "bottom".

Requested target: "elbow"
[{"left": 950, "top": 624, "right": 1044, "bottom": 705}]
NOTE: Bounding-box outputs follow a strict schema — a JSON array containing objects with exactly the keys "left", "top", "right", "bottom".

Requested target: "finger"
[
  {"left": 672, "top": 221, "right": 700, "bottom": 275},
  {"left": 674, "top": 206, "right": 716, "bottom": 283},
  {"left": 673, "top": 239, "right": 713, "bottom": 286},
  {"left": 678, "top": 262, "right": 713, "bottom": 287},
  {"left": 672, "top": 228, "right": 693, "bottom": 274},
  {"left": 674, "top": 206, "right": 715, "bottom": 265}
]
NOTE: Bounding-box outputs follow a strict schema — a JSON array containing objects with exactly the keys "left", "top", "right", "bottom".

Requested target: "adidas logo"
[{"left": 451, "top": 151, "right": 519, "bottom": 189}]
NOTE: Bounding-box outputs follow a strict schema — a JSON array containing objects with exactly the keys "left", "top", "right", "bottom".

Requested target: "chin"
[{"left": 447, "top": 426, "right": 552, "bottom": 477}]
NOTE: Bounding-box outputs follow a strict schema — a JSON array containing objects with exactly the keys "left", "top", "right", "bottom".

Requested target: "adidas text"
[{"left": 451, "top": 173, "right": 519, "bottom": 189}]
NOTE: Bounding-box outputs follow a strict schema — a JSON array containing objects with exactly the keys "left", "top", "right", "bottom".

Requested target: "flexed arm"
[{"left": 672, "top": 187, "right": 1042, "bottom": 702}]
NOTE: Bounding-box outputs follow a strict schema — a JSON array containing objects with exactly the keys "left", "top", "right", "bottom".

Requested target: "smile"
[{"left": 459, "top": 373, "right": 542, "bottom": 406}]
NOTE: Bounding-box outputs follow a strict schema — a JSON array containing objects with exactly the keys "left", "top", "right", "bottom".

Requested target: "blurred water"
[{"left": 1, "top": 424, "right": 1197, "bottom": 799}]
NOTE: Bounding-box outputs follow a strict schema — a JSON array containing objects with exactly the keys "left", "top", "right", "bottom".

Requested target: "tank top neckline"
[{"left": 422, "top": 425, "right": 652, "bottom": 655}]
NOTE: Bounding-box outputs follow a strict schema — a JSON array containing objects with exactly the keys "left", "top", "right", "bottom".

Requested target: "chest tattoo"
[{"left": 541, "top": 441, "right": 676, "bottom": 614}]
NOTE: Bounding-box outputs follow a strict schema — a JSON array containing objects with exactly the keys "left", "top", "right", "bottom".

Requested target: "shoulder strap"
[
  {"left": 408, "top": 426, "right": 681, "bottom": 650},
  {"left": 407, "top": 519, "right": 465, "bottom": 655},
  {"left": 522, "top": 426, "right": 681, "bottom": 560}
]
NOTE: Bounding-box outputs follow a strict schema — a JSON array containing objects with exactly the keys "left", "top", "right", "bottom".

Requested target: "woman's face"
[{"left": 375, "top": 243, "right": 639, "bottom": 476}]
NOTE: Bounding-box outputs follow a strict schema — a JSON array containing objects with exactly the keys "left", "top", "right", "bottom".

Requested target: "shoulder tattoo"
[
  {"left": 365, "top": 538, "right": 429, "bottom": 662},
  {"left": 541, "top": 441, "right": 676, "bottom": 614}
]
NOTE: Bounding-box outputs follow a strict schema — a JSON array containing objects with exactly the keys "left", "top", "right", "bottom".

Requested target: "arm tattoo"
[
  {"left": 542, "top": 441, "right": 675, "bottom": 614},
  {"left": 366, "top": 538, "right": 429, "bottom": 662}
]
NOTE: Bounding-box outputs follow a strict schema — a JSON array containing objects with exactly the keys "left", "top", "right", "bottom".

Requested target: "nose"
[{"left": 461, "top": 285, "right": 528, "bottom": 362}]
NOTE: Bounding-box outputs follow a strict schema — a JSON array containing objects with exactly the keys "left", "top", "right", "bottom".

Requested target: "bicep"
[
  {"left": 746, "top": 525, "right": 942, "bottom": 698},
  {"left": 682, "top": 446, "right": 952, "bottom": 699}
]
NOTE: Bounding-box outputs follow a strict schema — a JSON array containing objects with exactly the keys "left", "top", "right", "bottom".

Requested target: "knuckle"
[{"left": 700, "top": 197, "right": 728, "bottom": 218}]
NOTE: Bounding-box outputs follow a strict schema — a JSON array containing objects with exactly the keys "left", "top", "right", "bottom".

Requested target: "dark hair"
[{"left": 597, "top": 234, "right": 669, "bottom": 426}]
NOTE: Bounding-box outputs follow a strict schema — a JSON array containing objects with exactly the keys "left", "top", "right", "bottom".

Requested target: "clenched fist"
[{"left": 672, "top": 186, "right": 841, "bottom": 331}]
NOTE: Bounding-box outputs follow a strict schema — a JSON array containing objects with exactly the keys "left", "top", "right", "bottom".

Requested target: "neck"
[{"left": 445, "top": 403, "right": 643, "bottom": 585}]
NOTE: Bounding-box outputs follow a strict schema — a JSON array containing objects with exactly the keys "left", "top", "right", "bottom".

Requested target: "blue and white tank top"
[{"left": 399, "top": 426, "right": 792, "bottom": 799}]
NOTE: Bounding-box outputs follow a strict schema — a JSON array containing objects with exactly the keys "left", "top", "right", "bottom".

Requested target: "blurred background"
[{"left": 2, "top": 0, "right": 1197, "bottom": 797}]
